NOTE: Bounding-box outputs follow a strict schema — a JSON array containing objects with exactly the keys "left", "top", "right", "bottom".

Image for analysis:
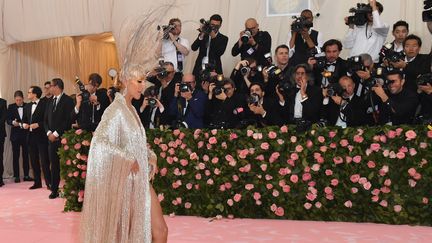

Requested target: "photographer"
[
  {"left": 73, "top": 73, "right": 109, "bottom": 132},
  {"left": 348, "top": 53, "right": 375, "bottom": 98},
  {"left": 136, "top": 86, "right": 165, "bottom": 129},
  {"left": 168, "top": 74, "right": 207, "bottom": 128},
  {"left": 262, "top": 44, "right": 292, "bottom": 97},
  {"left": 321, "top": 76, "right": 367, "bottom": 128},
  {"left": 280, "top": 64, "right": 323, "bottom": 124},
  {"left": 205, "top": 79, "right": 246, "bottom": 128},
  {"left": 230, "top": 58, "right": 262, "bottom": 95},
  {"left": 344, "top": 0, "right": 389, "bottom": 63},
  {"left": 287, "top": 9, "right": 323, "bottom": 66},
  {"left": 158, "top": 18, "right": 190, "bottom": 73},
  {"left": 191, "top": 14, "right": 228, "bottom": 82},
  {"left": 371, "top": 70, "right": 419, "bottom": 125},
  {"left": 387, "top": 35, "right": 431, "bottom": 92},
  {"left": 231, "top": 18, "right": 272, "bottom": 67},
  {"left": 308, "top": 39, "right": 348, "bottom": 87},
  {"left": 389, "top": 20, "right": 409, "bottom": 53},
  {"left": 242, "top": 82, "right": 283, "bottom": 127},
  {"left": 417, "top": 74, "right": 432, "bottom": 122}
]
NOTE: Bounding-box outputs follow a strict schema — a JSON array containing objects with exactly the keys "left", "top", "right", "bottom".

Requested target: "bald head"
[
  {"left": 245, "top": 18, "right": 259, "bottom": 35},
  {"left": 182, "top": 73, "right": 196, "bottom": 90}
]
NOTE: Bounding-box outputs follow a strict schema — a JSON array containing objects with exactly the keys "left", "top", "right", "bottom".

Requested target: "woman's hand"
[
  {"left": 148, "top": 149, "right": 158, "bottom": 180},
  {"left": 131, "top": 161, "right": 139, "bottom": 174}
]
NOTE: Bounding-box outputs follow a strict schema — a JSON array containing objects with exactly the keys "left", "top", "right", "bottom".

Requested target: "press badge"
[{"left": 247, "top": 47, "right": 255, "bottom": 55}]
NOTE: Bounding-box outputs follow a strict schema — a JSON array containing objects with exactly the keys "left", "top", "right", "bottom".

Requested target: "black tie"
[
  {"left": 176, "top": 38, "right": 183, "bottom": 72},
  {"left": 52, "top": 97, "right": 57, "bottom": 112},
  {"left": 32, "top": 102, "right": 37, "bottom": 105}
]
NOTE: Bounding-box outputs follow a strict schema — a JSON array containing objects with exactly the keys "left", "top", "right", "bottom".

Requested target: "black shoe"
[
  {"left": 49, "top": 192, "right": 59, "bottom": 199},
  {"left": 0, "top": 181, "right": 4, "bottom": 187},
  {"left": 14, "top": 177, "right": 20, "bottom": 183},
  {"left": 29, "top": 184, "right": 42, "bottom": 190},
  {"left": 46, "top": 184, "right": 51, "bottom": 190},
  {"left": 23, "top": 176, "right": 33, "bottom": 182}
]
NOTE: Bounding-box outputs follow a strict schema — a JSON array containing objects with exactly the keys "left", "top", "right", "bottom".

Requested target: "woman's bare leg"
[{"left": 150, "top": 185, "right": 168, "bottom": 243}]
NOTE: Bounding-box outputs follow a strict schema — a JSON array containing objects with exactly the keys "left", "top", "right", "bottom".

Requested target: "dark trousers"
[
  {"left": 0, "top": 138, "right": 4, "bottom": 182},
  {"left": 29, "top": 139, "right": 50, "bottom": 186},
  {"left": 48, "top": 140, "right": 61, "bottom": 192},
  {"left": 11, "top": 139, "right": 30, "bottom": 178}
]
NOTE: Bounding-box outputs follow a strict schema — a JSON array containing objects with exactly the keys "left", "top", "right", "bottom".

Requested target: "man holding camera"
[
  {"left": 279, "top": 64, "right": 323, "bottom": 124},
  {"left": 134, "top": 86, "right": 166, "bottom": 129},
  {"left": 230, "top": 58, "right": 262, "bottom": 95},
  {"left": 287, "top": 9, "right": 323, "bottom": 67},
  {"left": 371, "top": 70, "right": 418, "bottom": 125},
  {"left": 73, "top": 73, "right": 109, "bottom": 132},
  {"left": 191, "top": 14, "right": 228, "bottom": 82},
  {"left": 159, "top": 18, "right": 190, "bottom": 73},
  {"left": 386, "top": 35, "right": 431, "bottom": 92},
  {"left": 231, "top": 18, "right": 272, "bottom": 67},
  {"left": 418, "top": 81, "right": 432, "bottom": 123},
  {"left": 344, "top": 0, "right": 389, "bottom": 63},
  {"left": 262, "top": 44, "right": 292, "bottom": 97},
  {"left": 321, "top": 76, "right": 367, "bottom": 128},
  {"left": 242, "top": 83, "right": 282, "bottom": 127},
  {"left": 308, "top": 39, "right": 348, "bottom": 88},
  {"left": 168, "top": 74, "right": 207, "bottom": 128},
  {"left": 205, "top": 79, "right": 246, "bottom": 128}
]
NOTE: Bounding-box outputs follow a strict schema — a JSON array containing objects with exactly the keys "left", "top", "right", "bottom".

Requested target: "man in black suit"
[
  {"left": 44, "top": 78, "right": 74, "bottom": 199},
  {"left": 231, "top": 18, "right": 272, "bottom": 67},
  {"left": 6, "top": 90, "right": 31, "bottom": 183},
  {"left": 386, "top": 34, "right": 431, "bottom": 92},
  {"left": 22, "top": 86, "right": 50, "bottom": 190},
  {"left": 192, "top": 14, "right": 228, "bottom": 82},
  {"left": 0, "top": 98, "right": 6, "bottom": 187},
  {"left": 280, "top": 64, "right": 323, "bottom": 124},
  {"left": 321, "top": 76, "right": 367, "bottom": 127},
  {"left": 133, "top": 86, "right": 165, "bottom": 129}
]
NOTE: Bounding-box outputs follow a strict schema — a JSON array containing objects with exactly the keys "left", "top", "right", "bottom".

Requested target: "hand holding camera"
[
  {"left": 372, "top": 84, "right": 389, "bottom": 102},
  {"left": 356, "top": 70, "right": 371, "bottom": 80},
  {"left": 248, "top": 102, "right": 265, "bottom": 116}
]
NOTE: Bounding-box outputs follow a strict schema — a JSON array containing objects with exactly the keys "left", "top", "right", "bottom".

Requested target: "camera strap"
[{"left": 175, "top": 37, "right": 183, "bottom": 72}]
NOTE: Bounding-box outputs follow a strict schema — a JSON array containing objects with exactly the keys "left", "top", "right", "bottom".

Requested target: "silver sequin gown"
[{"left": 80, "top": 93, "right": 151, "bottom": 243}]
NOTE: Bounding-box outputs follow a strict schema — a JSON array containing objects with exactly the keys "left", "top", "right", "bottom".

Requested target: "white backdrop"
[{"left": 0, "top": 0, "right": 430, "bottom": 177}]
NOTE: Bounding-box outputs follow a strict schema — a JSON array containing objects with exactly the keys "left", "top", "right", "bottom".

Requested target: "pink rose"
[
  {"left": 304, "top": 202, "right": 312, "bottom": 210},
  {"left": 214, "top": 168, "right": 221, "bottom": 175},
  {"left": 371, "top": 195, "right": 379, "bottom": 202},
  {"left": 63, "top": 145, "right": 69, "bottom": 151},
  {"left": 306, "top": 192, "right": 317, "bottom": 201},
  {"left": 384, "top": 179, "right": 392, "bottom": 186},
  {"left": 409, "top": 179, "right": 417, "bottom": 187},
  {"left": 202, "top": 155, "right": 209, "bottom": 162},
  {"left": 219, "top": 184, "right": 226, "bottom": 192},
  {"left": 344, "top": 200, "right": 353, "bottom": 208},
  {"left": 381, "top": 186, "right": 391, "bottom": 194},
  {"left": 350, "top": 174, "right": 360, "bottom": 183},
  {"left": 180, "top": 159, "right": 189, "bottom": 167},
  {"left": 329, "top": 131, "right": 337, "bottom": 138},
  {"left": 372, "top": 189, "right": 380, "bottom": 196},
  {"left": 159, "top": 168, "right": 167, "bottom": 176},
  {"left": 280, "top": 125, "right": 288, "bottom": 133},
  {"left": 268, "top": 131, "right": 277, "bottom": 139},
  {"left": 324, "top": 186, "right": 332, "bottom": 194},
  {"left": 308, "top": 181, "right": 316, "bottom": 187},
  {"left": 227, "top": 199, "right": 234, "bottom": 206},
  {"left": 326, "top": 194, "right": 334, "bottom": 200},
  {"left": 353, "top": 135, "right": 364, "bottom": 143},
  {"left": 325, "top": 169, "right": 333, "bottom": 176},
  {"left": 209, "top": 137, "right": 217, "bottom": 144},
  {"left": 272, "top": 189, "right": 280, "bottom": 197},
  {"left": 428, "top": 130, "right": 432, "bottom": 138},
  {"left": 351, "top": 187, "right": 358, "bottom": 194},
  {"left": 73, "top": 171, "right": 79, "bottom": 177},
  {"left": 352, "top": 155, "right": 362, "bottom": 163},
  {"left": 367, "top": 161, "right": 376, "bottom": 168},
  {"left": 277, "top": 139, "right": 284, "bottom": 145},
  {"left": 225, "top": 154, "right": 234, "bottom": 162},
  {"left": 245, "top": 184, "right": 254, "bottom": 190},
  {"left": 197, "top": 141, "right": 204, "bottom": 149},
  {"left": 331, "top": 179, "right": 339, "bottom": 186},
  {"left": 315, "top": 202, "right": 322, "bottom": 208},
  {"left": 311, "top": 164, "right": 320, "bottom": 172},
  {"left": 61, "top": 138, "right": 68, "bottom": 145},
  {"left": 206, "top": 179, "right": 214, "bottom": 185},
  {"left": 252, "top": 133, "right": 263, "bottom": 140},
  {"left": 295, "top": 145, "right": 304, "bottom": 152},
  {"left": 408, "top": 168, "right": 416, "bottom": 176},
  {"left": 379, "top": 135, "right": 387, "bottom": 143},
  {"left": 75, "top": 129, "right": 83, "bottom": 135},
  {"left": 233, "top": 193, "right": 242, "bottom": 202},
  {"left": 205, "top": 170, "right": 211, "bottom": 176},
  {"left": 81, "top": 140, "right": 90, "bottom": 146},
  {"left": 396, "top": 152, "right": 405, "bottom": 159},
  {"left": 423, "top": 197, "right": 429, "bottom": 204},
  {"left": 246, "top": 130, "right": 254, "bottom": 137},
  {"left": 260, "top": 142, "right": 270, "bottom": 150},
  {"left": 238, "top": 149, "right": 249, "bottom": 159},
  {"left": 282, "top": 185, "right": 291, "bottom": 192},
  {"left": 405, "top": 130, "right": 417, "bottom": 140},
  {"left": 320, "top": 146, "right": 328, "bottom": 153},
  {"left": 316, "top": 157, "right": 324, "bottom": 164},
  {"left": 358, "top": 177, "right": 367, "bottom": 184},
  {"left": 345, "top": 156, "right": 352, "bottom": 163},
  {"left": 290, "top": 153, "right": 299, "bottom": 161},
  {"left": 81, "top": 172, "right": 86, "bottom": 178},
  {"left": 266, "top": 183, "right": 273, "bottom": 190},
  {"left": 363, "top": 182, "right": 372, "bottom": 190},
  {"left": 387, "top": 130, "right": 396, "bottom": 138},
  {"left": 409, "top": 148, "right": 417, "bottom": 156},
  {"left": 270, "top": 204, "right": 277, "bottom": 212},
  {"left": 394, "top": 205, "right": 402, "bottom": 212},
  {"left": 413, "top": 173, "right": 422, "bottom": 180},
  {"left": 229, "top": 133, "right": 238, "bottom": 140},
  {"left": 290, "top": 175, "right": 299, "bottom": 184},
  {"left": 195, "top": 173, "right": 202, "bottom": 180},
  {"left": 333, "top": 156, "right": 343, "bottom": 165},
  {"left": 318, "top": 136, "right": 325, "bottom": 143},
  {"left": 339, "top": 139, "right": 349, "bottom": 147},
  {"left": 185, "top": 183, "right": 193, "bottom": 190},
  {"left": 253, "top": 192, "right": 261, "bottom": 200},
  {"left": 302, "top": 173, "right": 312, "bottom": 181},
  {"left": 260, "top": 164, "right": 268, "bottom": 172},
  {"left": 265, "top": 174, "right": 273, "bottom": 181},
  {"left": 184, "top": 202, "right": 192, "bottom": 209},
  {"left": 211, "top": 157, "right": 219, "bottom": 164},
  {"left": 306, "top": 140, "right": 313, "bottom": 148},
  {"left": 290, "top": 136, "right": 297, "bottom": 143},
  {"left": 189, "top": 152, "right": 198, "bottom": 160},
  {"left": 370, "top": 143, "right": 381, "bottom": 152},
  {"left": 66, "top": 160, "right": 71, "bottom": 165},
  {"left": 379, "top": 200, "right": 388, "bottom": 207},
  {"left": 275, "top": 207, "right": 284, "bottom": 216}
]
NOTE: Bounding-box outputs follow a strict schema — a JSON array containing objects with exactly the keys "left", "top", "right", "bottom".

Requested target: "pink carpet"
[{"left": 1, "top": 180, "right": 432, "bottom": 243}]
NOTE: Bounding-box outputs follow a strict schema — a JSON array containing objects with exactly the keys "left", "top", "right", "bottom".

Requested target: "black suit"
[
  {"left": 44, "top": 93, "right": 74, "bottom": 193},
  {"left": 205, "top": 93, "right": 247, "bottom": 128},
  {"left": 312, "top": 58, "right": 348, "bottom": 87},
  {"left": 322, "top": 95, "right": 367, "bottom": 127},
  {"left": 403, "top": 54, "right": 431, "bottom": 92},
  {"left": 282, "top": 85, "right": 323, "bottom": 124},
  {"left": 231, "top": 30, "right": 272, "bottom": 66},
  {"left": 243, "top": 97, "right": 284, "bottom": 127},
  {"left": 6, "top": 103, "right": 30, "bottom": 179},
  {"left": 289, "top": 29, "right": 319, "bottom": 67},
  {"left": 23, "top": 99, "right": 50, "bottom": 187},
  {"left": 377, "top": 88, "right": 419, "bottom": 125},
  {"left": 0, "top": 98, "right": 6, "bottom": 184},
  {"left": 192, "top": 32, "right": 229, "bottom": 78}
]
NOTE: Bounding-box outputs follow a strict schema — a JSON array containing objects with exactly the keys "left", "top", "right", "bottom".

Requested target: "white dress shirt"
[
  {"left": 286, "top": 28, "right": 324, "bottom": 58},
  {"left": 162, "top": 37, "right": 190, "bottom": 72}
]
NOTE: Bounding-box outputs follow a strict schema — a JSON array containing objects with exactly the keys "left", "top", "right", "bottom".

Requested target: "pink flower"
[
  {"left": 405, "top": 130, "right": 417, "bottom": 140},
  {"left": 325, "top": 169, "right": 333, "bottom": 176},
  {"left": 372, "top": 189, "right": 380, "bottom": 196},
  {"left": 394, "top": 205, "right": 402, "bottom": 212},
  {"left": 268, "top": 131, "right": 277, "bottom": 139},
  {"left": 66, "top": 160, "right": 71, "bottom": 165},
  {"left": 423, "top": 197, "right": 429, "bottom": 204},
  {"left": 75, "top": 129, "right": 83, "bottom": 135},
  {"left": 379, "top": 200, "right": 388, "bottom": 207},
  {"left": 428, "top": 130, "right": 432, "bottom": 138},
  {"left": 159, "top": 168, "right": 167, "bottom": 176},
  {"left": 339, "top": 139, "right": 349, "bottom": 147},
  {"left": 214, "top": 168, "right": 221, "bottom": 175},
  {"left": 219, "top": 184, "right": 226, "bottom": 192},
  {"left": 290, "top": 153, "right": 299, "bottom": 161},
  {"left": 370, "top": 143, "right": 381, "bottom": 152},
  {"left": 302, "top": 173, "right": 312, "bottom": 181},
  {"left": 306, "top": 140, "right": 313, "bottom": 148},
  {"left": 209, "top": 137, "right": 217, "bottom": 144},
  {"left": 63, "top": 145, "right": 69, "bottom": 151},
  {"left": 396, "top": 152, "right": 405, "bottom": 159},
  {"left": 238, "top": 149, "right": 249, "bottom": 158},
  {"left": 363, "top": 182, "right": 372, "bottom": 190},
  {"left": 260, "top": 142, "right": 270, "bottom": 150},
  {"left": 329, "top": 131, "right": 337, "bottom": 138},
  {"left": 387, "top": 130, "right": 396, "bottom": 138},
  {"left": 371, "top": 195, "right": 379, "bottom": 202},
  {"left": 180, "top": 159, "right": 189, "bottom": 167},
  {"left": 233, "top": 193, "right": 242, "bottom": 202},
  {"left": 311, "top": 164, "right": 320, "bottom": 172},
  {"left": 260, "top": 164, "right": 268, "bottom": 171},
  {"left": 408, "top": 168, "right": 416, "bottom": 177},
  {"left": 290, "top": 136, "right": 297, "bottom": 143},
  {"left": 224, "top": 182, "right": 232, "bottom": 189},
  {"left": 232, "top": 174, "right": 239, "bottom": 181},
  {"left": 333, "top": 156, "right": 343, "bottom": 165},
  {"left": 351, "top": 187, "right": 358, "bottom": 194},
  {"left": 246, "top": 130, "right": 254, "bottom": 137},
  {"left": 225, "top": 154, "right": 234, "bottom": 162},
  {"left": 320, "top": 146, "right": 328, "bottom": 153},
  {"left": 344, "top": 200, "right": 353, "bottom": 208},
  {"left": 353, "top": 135, "right": 364, "bottom": 143},
  {"left": 350, "top": 174, "right": 360, "bottom": 183},
  {"left": 331, "top": 179, "right": 339, "bottom": 186},
  {"left": 245, "top": 184, "right": 254, "bottom": 190},
  {"left": 381, "top": 186, "right": 391, "bottom": 194},
  {"left": 252, "top": 133, "right": 263, "bottom": 140},
  {"left": 317, "top": 136, "right": 325, "bottom": 143},
  {"left": 304, "top": 202, "right": 312, "bottom": 210},
  {"left": 282, "top": 185, "right": 291, "bottom": 193},
  {"left": 352, "top": 155, "right": 362, "bottom": 163},
  {"left": 290, "top": 175, "right": 299, "bottom": 183},
  {"left": 324, "top": 186, "right": 332, "bottom": 194},
  {"left": 229, "top": 133, "right": 238, "bottom": 140},
  {"left": 277, "top": 139, "right": 284, "bottom": 145},
  {"left": 409, "top": 179, "right": 417, "bottom": 187},
  {"left": 295, "top": 145, "right": 304, "bottom": 152},
  {"left": 315, "top": 202, "right": 322, "bottom": 208},
  {"left": 81, "top": 140, "right": 90, "bottom": 146},
  {"left": 272, "top": 190, "right": 280, "bottom": 197},
  {"left": 61, "top": 138, "right": 68, "bottom": 145},
  {"left": 227, "top": 199, "right": 234, "bottom": 206},
  {"left": 409, "top": 148, "right": 417, "bottom": 156},
  {"left": 270, "top": 204, "right": 277, "bottom": 212},
  {"left": 186, "top": 183, "right": 193, "bottom": 190},
  {"left": 265, "top": 174, "right": 273, "bottom": 181},
  {"left": 306, "top": 192, "right": 317, "bottom": 201},
  {"left": 211, "top": 157, "right": 219, "bottom": 164},
  {"left": 205, "top": 170, "right": 211, "bottom": 176},
  {"left": 197, "top": 141, "right": 204, "bottom": 149},
  {"left": 189, "top": 152, "right": 198, "bottom": 160},
  {"left": 73, "top": 171, "right": 79, "bottom": 177},
  {"left": 379, "top": 135, "right": 387, "bottom": 143},
  {"left": 184, "top": 202, "right": 192, "bottom": 209},
  {"left": 253, "top": 192, "right": 261, "bottom": 200},
  {"left": 275, "top": 207, "right": 284, "bottom": 216},
  {"left": 384, "top": 179, "right": 392, "bottom": 186},
  {"left": 367, "top": 161, "right": 376, "bottom": 168},
  {"left": 280, "top": 125, "right": 288, "bottom": 133},
  {"left": 195, "top": 173, "right": 202, "bottom": 180},
  {"left": 81, "top": 172, "right": 86, "bottom": 179},
  {"left": 413, "top": 173, "right": 422, "bottom": 180},
  {"left": 206, "top": 179, "right": 214, "bottom": 185},
  {"left": 159, "top": 144, "right": 168, "bottom": 151},
  {"left": 266, "top": 183, "right": 273, "bottom": 190}
]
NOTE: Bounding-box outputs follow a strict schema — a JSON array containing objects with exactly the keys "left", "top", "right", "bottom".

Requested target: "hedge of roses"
[{"left": 59, "top": 125, "right": 432, "bottom": 225}]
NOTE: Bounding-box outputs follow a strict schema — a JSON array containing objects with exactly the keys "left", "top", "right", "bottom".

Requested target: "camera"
[
  {"left": 75, "top": 76, "right": 90, "bottom": 103},
  {"left": 314, "top": 54, "right": 327, "bottom": 69},
  {"left": 380, "top": 43, "right": 405, "bottom": 63},
  {"left": 346, "top": 56, "right": 365, "bottom": 73},
  {"left": 291, "top": 16, "right": 313, "bottom": 32},
  {"left": 240, "top": 66, "right": 251, "bottom": 76},
  {"left": 199, "top": 18, "right": 219, "bottom": 34},
  {"left": 199, "top": 62, "right": 216, "bottom": 81},
  {"left": 147, "top": 98, "right": 157, "bottom": 108},
  {"left": 365, "top": 77, "right": 393, "bottom": 89},
  {"left": 213, "top": 85, "right": 225, "bottom": 96},
  {"left": 171, "top": 120, "right": 188, "bottom": 129},
  {"left": 157, "top": 24, "right": 175, "bottom": 40},
  {"left": 241, "top": 30, "right": 252, "bottom": 43},
  {"left": 423, "top": 0, "right": 432, "bottom": 22},
  {"left": 326, "top": 83, "right": 344, "bottom": 97},
  {"left": 417, "top": 73, "right": 432, "bottom": 86},
  {"left": 154, "top": 66, "right": 168, "bottom": 79},
  {"left": 247, "top": 93, "right": 260, "bottom": 105},
  {"left": 266, "top": 65, "right": 282, "bottom": 78},
  {"left": 278, "top": 80, "right": 294, "bottom": 94},
  {"left": 347, "top": 3, "right": 372, "bottom": 26},
  {"left": 180, "top": 83, "right": 192, "bottom": 93}
]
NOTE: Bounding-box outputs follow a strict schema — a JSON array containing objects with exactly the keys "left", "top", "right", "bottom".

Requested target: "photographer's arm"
[
  {"left": 172, "top": 37, "right": 190, "bottom": 56},
  {"left": 213, "top": 35, "right": 228, "bottom": 58},
  {"left": 191, "top": 35, "right": 202, "bottom": 51}
]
